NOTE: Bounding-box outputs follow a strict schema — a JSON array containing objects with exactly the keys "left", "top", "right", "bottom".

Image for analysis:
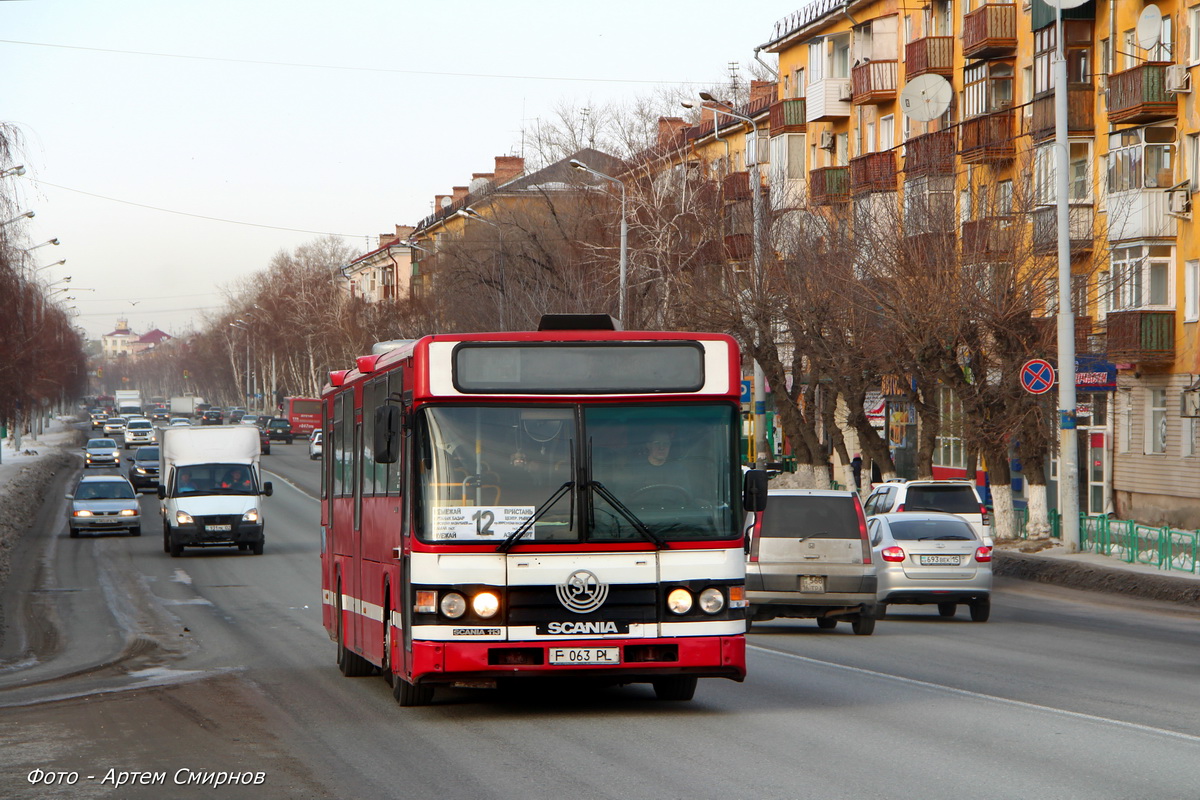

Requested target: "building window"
[
  {"left": 808, "top": 42, "right": 826, "bottom": 82},
  {"left": 1034, "top": 141, "right": 1093, "bottom": 205},
  {"left": 1110, "top": 245, "right": 1173, "bottom": 310},
  {"left": 905, "top": 175, "right": 955, "bottom": 234},
  {"left": 1118, "top": 390, "right": 1132, "bottom": 453},
  {"left": 1186, "top": 260, "right": 1200, "bottom": 323},
  {"left": 1107, "top": 126, "right": 1177, "bottom": 193},
  {"left": 1034, "top": 21, "right": 1092, "bottom": 96},
  {"left": 964, "top": 61, "right": 1014, "bottom": 118},
  {"left": 934, "top": 387, "right": 965, "bottom": 469},
  {"left": 1147, "top": 387, "right": 1167, "bottom": 454}
]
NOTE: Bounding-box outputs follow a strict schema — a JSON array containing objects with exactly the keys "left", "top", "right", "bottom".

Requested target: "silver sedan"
[
  {"left": 67, "top": 475, "right": 141, "bottom": 537},
  {"left": 867, "top": 512, "right": 992, "bottom": 621}
]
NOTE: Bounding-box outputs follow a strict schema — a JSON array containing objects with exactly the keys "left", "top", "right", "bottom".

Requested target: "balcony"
[
  {"left": 959, "top": 110, "right": 1015, "bottom": 163},
  {"left": 1034, "top": 316, "right": 1095, "bottom": 355},
  {"left": 1032, "top": 204, "right": 1095, "bottom": 254},
  {"left": 1105, "top": 309, "right": 1175, "bottom": 364},
  {"left": 806, "top": 78, "right": 852, "bottom": 121},
  {"left": 769, "top": 98, "right": 807, "bottom": 134},
  {"left": 905, "top": 36, "right": 954, "bottom": 78},
  {"left": 1030, "top": 89, "right": 1095, "bottom": 142},
  {"left": 962, "top": 3, "right": 1017, "bottom": 60},
  {"left": 904, "top": 129, "right": 957, "bottom": 177},
  {"left": 849, "top": 151, "right": 898, "bottom": 194},
  {"left": 960, "top": 217, "right": 1013, "bottom": 263},
  {"left": 809, "top": 166, "right": 850, "bottom": 205},
  {"left": 724, "top": 233, "right": 752, "bottom": 261},
  {"left": 723, "top": 171, "right": 751, "bottom": 202},
  {"left": 851, "top": 61, "right": 898, "bottom": 105},
  {"left": 1107, "top": 63, "right": 1177, "bottom": 125}
]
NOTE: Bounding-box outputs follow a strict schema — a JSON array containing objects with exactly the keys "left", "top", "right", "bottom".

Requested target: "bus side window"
[{"left": 387, "top": 370, "right": 405, "bottom": 497}]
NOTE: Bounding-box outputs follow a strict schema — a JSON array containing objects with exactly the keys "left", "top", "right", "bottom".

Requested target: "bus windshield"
[{"left": 415, "top": 404, "right": 737, "bottom": 545}]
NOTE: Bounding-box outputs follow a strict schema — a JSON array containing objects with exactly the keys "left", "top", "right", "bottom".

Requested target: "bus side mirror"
[
  {"left": 742, "top": 469, "right": 768, "bottom": 512},
  {"left": 157, "top": 485, "right": 166, "bottom": 500},
  {"left": 374, "top": 405, "right": 401, "bottom": 464}
]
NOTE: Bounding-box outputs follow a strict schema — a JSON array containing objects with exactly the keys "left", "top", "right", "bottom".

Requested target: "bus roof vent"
[
  {"left": 372, "top": 339, "right": 417, "bottom": 355},
  {"left": 536, "top": 313, "right": 621, "bottom": 331}
]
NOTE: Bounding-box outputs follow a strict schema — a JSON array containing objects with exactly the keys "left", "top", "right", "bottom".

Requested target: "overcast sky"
[{"left": 2, "top": 1, "right": 788, "bottom": 338}]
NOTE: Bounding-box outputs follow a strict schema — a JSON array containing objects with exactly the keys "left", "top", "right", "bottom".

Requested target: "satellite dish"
[
  {"left": 439, "top": 196, "right": 452, "bottom": 209},
  {"left": 899, "top": 74, "right": 953, "bottom": 122},
  {"left": 1041, "top": 0, "right": 1089, "bottom": 8},
  {"left": 1136, "top": 5, "right": 1163, "bottom": 50}
]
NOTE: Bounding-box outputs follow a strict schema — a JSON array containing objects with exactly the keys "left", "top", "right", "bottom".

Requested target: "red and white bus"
[
  {"left": 320, "top": 315, "right": 765, "bottom": 705},
  {"left": 284, "top": 396, "right": 322, "bottom": 436}
]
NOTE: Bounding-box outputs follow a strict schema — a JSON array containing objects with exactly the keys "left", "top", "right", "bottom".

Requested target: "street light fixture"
[
  {"left": 229, "top": 320, "right": 252, "bottom": 409},
  {"left": 0, "top": 165, "right": 26, "bottom": 179},
  {"left": 570, "top": 159, "right": 628, "bottom": 323},
  {"left": 457, "top": 208, "right": 510, "bottom": 329},
  {"left": 696, "top": 92, "right": 770, "bottom": 468},
  {"left": 36, "top": 259, "right": 67, "bottom": 272},
  {"left": 2, "top": 210, "right": 34, "bottom": 227},
  {"left": 26, "top": 238, "right": 60, "bottom": 252}
]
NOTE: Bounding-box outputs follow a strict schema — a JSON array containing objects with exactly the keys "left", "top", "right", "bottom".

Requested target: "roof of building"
[{"left": 138, "top": 329, "right": 171, "bottom": 344}]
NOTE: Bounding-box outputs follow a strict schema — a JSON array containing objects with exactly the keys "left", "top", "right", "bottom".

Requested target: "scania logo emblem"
[{"left": 556, "top": 569, "right": 608, "bottom": 614}]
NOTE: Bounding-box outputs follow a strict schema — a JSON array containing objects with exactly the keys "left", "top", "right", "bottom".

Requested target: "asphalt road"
[{"left": 1, "top": 423, "right": 1198, "bottom": 799}]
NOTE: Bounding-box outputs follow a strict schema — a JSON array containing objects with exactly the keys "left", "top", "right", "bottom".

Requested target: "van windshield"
[{"left": 174, "top": 464, "right": 257, "bottom": 495}]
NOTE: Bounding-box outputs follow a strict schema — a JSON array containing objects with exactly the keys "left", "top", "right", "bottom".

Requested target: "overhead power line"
[
  {"left": 29, "top": 178, "right": 366, "bottom": 237},
  {"left": 0, "top": 38, "right": 708, "bottom": 86}
]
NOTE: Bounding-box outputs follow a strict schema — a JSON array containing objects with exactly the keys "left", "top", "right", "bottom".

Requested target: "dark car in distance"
[
  {"left": 200, "top": 408, "right": 225, "bottom": 425},
  {"left": 265, "top": 417, "right": 294, "bottom": 444},
  {"left": 258, "top": 425, "right": 271, "bottom": 455},
  {"left": 127, "top": 445, "right": 161, "bottom": 492},
  {"left": 150, "top": 407, "right": 171, "bottom": 421}
]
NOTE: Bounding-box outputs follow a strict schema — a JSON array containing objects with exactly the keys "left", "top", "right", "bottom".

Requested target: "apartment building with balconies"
[{"left": 759, "top": 0, "right": 1200, "bottom": 527}]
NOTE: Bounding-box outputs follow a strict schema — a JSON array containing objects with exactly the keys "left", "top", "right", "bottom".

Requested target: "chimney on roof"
[
  {"left": 451, "top": 186, "right": 469, "bottom": 203},
  {"left": 657, "top": 117, "right": 689, "bottom": 149},
  {"left": 493, "top": 156, "right": 524, "bottom": 185},
  {"left": 750, "top": 80, "right": 777, "bottom": 105},
  {"left": 472, "top": 172, "right": 495, "bottom": 183},
  {"left": 434, "top": 195, "right": 451, "bottom": 213},
  {"left": 380, "top": 225, "right": 415, "bottom": 246}
]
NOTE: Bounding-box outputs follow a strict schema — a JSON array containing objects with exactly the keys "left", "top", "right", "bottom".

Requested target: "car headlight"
[
  {"left": 73, "top": 509, "right": 93, "bottom": 517},
  {"left": 119, "top": 509, "right": 137, "bottom": 517},
  {"left": 242, "top": 509, "right": 259, "bottom": 523},
  {"left": 175, "top": 511, "right": 194, "bottom": 524},
  {"left": 109, "top": 451, "right": 119, "bottom": 457},
  {"left": 472, "top": 591, "right": 500, "bottom": 618},
  {"left": 135, "top": 467, "right": 148, "bottom": 474},
  {"left": 667, "top": 587, "right": 694, "bottom": 615},
  {"left": 699, "top": 587, "right": 725, "bottom": 614},
  {"left": 440, "top": 592, "right": 467, "bottom": 618}
]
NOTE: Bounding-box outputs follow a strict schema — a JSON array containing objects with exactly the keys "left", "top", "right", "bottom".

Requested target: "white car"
[
  {"left": 863, "top": 479, "right": 992, "bottom": 543},
  {"left": 308, "top": 429, "right": 323, "bottom": 460},
  {"left": 169, "top": 417, "right": 191, "bottom": 427},
  {"left": 122, "top": 418, "right": 156, "bottom": 449},
  {"left": 868, "top": 512, "right": 993, "bottom": 621}
]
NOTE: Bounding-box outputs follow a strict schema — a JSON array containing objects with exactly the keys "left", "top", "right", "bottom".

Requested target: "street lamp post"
[
  {"left": 458, "top": 208, "right": 509, "bottom": 330},
  {"left": 1, "top": 210, "right": 34, "bottom": 227},
  {"left": 230, "top": 320, "right": 251, "bottom": 411},
  {"left": 570, "top": 159, "right": 628, "bottom": 325},
  {"left": 697, "top": 92, "right": 770, "bottom": 468},
  {"left": 26, "top": 238, "right": 60, "bottom": 252},
  {"left": 36, "top": 259, "right": 67, "bottom": 272}
]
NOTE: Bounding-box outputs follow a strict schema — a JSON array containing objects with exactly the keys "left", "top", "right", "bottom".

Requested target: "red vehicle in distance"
[{"left": 284, "top": 397, "right": 322, "bottom": 437}]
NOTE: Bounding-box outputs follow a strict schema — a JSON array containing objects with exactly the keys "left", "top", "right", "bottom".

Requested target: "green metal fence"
[{"left": 1011, "top": 507, "right": 1199, "bottom": 575}]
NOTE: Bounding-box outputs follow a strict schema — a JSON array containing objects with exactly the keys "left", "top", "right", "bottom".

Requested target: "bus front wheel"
[
  {"left": 393, "top": 677, "right": 433, "bottom": 707},
  {"left": 651, "top": 675, "right": 697, "bottom": 701}
]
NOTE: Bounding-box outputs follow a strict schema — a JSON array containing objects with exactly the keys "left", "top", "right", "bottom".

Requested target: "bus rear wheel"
[
  {"left": 393, "top": 677, "right": 433, "bottom": 707},
  {"left": 651, "top": 675, "right": 697, "bottom": 701}
]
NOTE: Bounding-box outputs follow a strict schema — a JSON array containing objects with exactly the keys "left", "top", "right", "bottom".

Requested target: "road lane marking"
[
  {"left": 171, "top": 569, "right": 192, "bottom": 585},
  {"left": 748, "top": 644, "right": 1200, "bottom": 745},
  {"left": 262, "top": 469, "right": 318, "bottom": 501}
]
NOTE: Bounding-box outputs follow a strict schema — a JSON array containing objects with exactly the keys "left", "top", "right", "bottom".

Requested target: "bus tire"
[
  {"left": 337, "top": 593, "right": 373, "bottom": 677},
  {"left": 652, "top": 675, "right": 697, "bottom": 701},
  {"left": 393, "top": 677, "right": 433, "bottom": 707}
]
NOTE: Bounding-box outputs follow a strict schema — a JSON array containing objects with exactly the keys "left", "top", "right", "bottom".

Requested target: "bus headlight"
[
  {"left": 667, "top": 588, "right": 693, "bottom": 615},
  {"left": 440, "top": 592, "right": 467, "bottom": 619},
  {"left": 175, "top": 511, "right": 194, "bottom": 525},
  {"left": 699, "top": 588, "right": 725, "bottom": 614},
  {"left": 472, "top": 591, "right": 500, "bottom": 618}
]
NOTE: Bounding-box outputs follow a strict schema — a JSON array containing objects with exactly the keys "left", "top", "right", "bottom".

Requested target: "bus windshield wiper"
[
  {"left": 587, "top": 481, "right": 667, "bottom": 548},
  {"left": 497, "top": 481, "right": 575, "bottom": 553}
]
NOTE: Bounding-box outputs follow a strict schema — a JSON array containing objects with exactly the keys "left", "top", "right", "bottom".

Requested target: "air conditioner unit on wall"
[
  {"left": 819, "top": 131, "right": 836, "bottom": 149},
  {"left": 838, "top": 81, "right": 853, "bottom": 101},
  {"left": 1166, "top": 64, "right": 1192, "bottom": 93},
  {"left": 1182, "top": 387, "right": 1200, "bottom": 418},
  {"left": 1168, "top": 190, "right": 1192, "bottom": 215}
]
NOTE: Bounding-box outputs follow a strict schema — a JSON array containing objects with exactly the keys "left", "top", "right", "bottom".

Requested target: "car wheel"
[
  {"left": 651, "top": 676, "right": 697, "bottom": 701},
  {"left": 251, "top": 540, "right": 264, "bottom": 556},
  {"left": 169, "top": 537, "right": 184, "bottom": 558},
  {"left": 162, "top": 526, "right": 170, "bottom": 553},
  {"left": 969, "top": 598, "right": 991, "bottom": 623},
  {"left": 69, "top": 528, "right": 79, "bottom": 538},
  {"left": 851, "top": 614, "right": 876, "bottom": 636},
  {"left": 816, "top": 617, "right": 838, "bottom": 630},
  {"left": 130, "top": 526, "right": 141, "bottom": 537},
  {"left": 938, "top": 602, "right": 957, "bottom": 618}
]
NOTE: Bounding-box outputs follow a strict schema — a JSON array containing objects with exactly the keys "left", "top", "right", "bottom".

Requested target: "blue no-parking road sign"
[{"left": 1020, "top": 359, "right": 1056, "bottom": 395}]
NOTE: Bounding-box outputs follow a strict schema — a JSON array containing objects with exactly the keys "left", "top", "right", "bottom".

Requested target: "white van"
[{"left": 158, "top": 426, "right": 273, "bottom": 557}]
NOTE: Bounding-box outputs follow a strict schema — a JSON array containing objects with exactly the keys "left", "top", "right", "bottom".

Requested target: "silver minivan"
[{"left": 744, "top": 489, "right": 878, "bottom": 635}]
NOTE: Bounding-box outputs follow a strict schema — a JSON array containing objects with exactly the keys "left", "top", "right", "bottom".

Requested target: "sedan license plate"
[
  {"left": 550, "top": 647, "right": 620, "bottom": 666},
  {"left": 920, "top": 555, "right": 962, "bottom": 566},
  {"left": 800, "top": 575, "right": 826, "bottom": 592},
  {"left": 206, "top": 524, "right": 232, "bottom": 532}
]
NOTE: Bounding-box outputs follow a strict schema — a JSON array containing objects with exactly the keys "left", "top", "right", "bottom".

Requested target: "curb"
[{"left": 994, "top": 550, "right": 1200, "bottom": 608}]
